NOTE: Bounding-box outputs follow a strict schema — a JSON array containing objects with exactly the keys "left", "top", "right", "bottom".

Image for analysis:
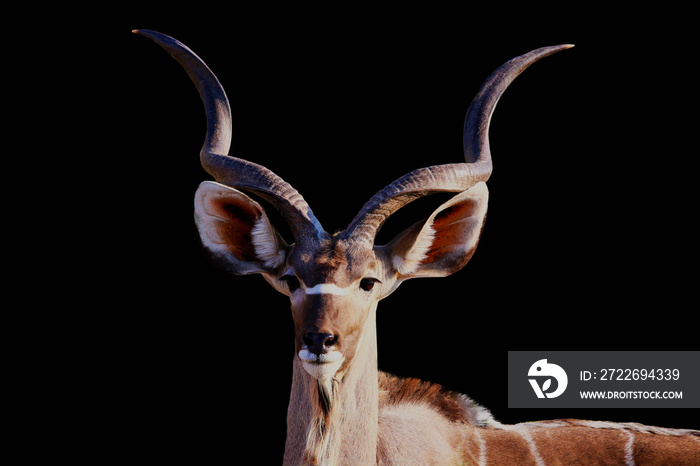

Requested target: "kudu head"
[{"left": 136, "top": 30, "right": 570, "bottom": 384}]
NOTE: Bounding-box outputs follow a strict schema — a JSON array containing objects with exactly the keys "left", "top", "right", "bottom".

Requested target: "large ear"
[
  {"left": 385, "top": 182, "right": 488, "bottom": 278},
  {"left": 194, "top": 181, "right": 288, "bottom": 275}
]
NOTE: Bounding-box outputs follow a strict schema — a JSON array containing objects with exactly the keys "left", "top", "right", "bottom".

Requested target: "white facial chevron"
[{"left": 304, "top": 283, "right": 352, "bottom": 295}]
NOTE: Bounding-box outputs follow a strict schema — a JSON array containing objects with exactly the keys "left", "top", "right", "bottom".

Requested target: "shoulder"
[{"left": 378, "top": 371, "right": 497, "bottom": 427}]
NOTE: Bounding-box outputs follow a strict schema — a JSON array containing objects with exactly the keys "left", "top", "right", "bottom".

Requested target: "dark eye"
[
  {"left": 281, "top": 275, "right": 300, "bottom": 292},
  {"left": 359, "top": 278, "right": 379, "bottom": 292}
]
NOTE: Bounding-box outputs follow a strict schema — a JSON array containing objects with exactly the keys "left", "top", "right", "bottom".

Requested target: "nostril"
[
  {"left": 303, "top": 334, "right": 314, "bottom": 348},
  {"left": 324, "top": 335, "right": 338, "bottom": 347},
  {"left": 304, "top": 332, "right": 338, "bottom": 354}
]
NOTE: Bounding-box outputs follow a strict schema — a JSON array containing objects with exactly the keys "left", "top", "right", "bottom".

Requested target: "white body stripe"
[
  {"left": 517, "top": 427, "right": 545, "bottom": 466},
  {"left": 500, "top": 425, "right": 545, "bottom": 466},
  {"left": 473, "top": 428, "right": 487, "bottom": 466},
  {"left": 623, "top": 430, "right": 635, "bottom": 466},
  {"left": 305, "top": 283, "right": 352, "bottom": 295}
]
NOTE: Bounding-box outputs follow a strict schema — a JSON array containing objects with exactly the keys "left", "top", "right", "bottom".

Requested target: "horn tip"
[
  {"left": 543, "top": 44, "right": 575, "bottom": 55},
  {"left": 132, "top": 29, "right": 159, "bottom": 38}
]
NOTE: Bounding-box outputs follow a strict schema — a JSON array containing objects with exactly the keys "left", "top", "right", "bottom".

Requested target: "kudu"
[{"left": 135, "top": 30, "right": 700, "bottom": 465}]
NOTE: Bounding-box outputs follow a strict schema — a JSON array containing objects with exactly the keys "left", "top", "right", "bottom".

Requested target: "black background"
[{"left": 55, "top": 8, "right": 697, "bottom": 462}]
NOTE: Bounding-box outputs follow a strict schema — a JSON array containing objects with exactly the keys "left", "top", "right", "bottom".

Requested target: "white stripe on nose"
[{"left": 304, "top": 283, "right": 352, "bottom": 295}]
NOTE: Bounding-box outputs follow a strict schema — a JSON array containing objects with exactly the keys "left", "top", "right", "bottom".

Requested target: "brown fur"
[
  {"left": 378, "top": 372, "right": 472, "bottom": 423},
  {"left": 481, "top": 420, "right": 700, "bottom": 465},
  {"left": 376, "top": 373, "right": 700, "bottom": 465}
]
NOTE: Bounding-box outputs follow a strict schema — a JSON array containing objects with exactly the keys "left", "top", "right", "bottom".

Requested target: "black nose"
[{"left": 303, "top": 332, "right": 338, "bottom": 355}]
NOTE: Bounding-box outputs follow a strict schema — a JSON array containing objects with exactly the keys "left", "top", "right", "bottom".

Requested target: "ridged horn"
[
  {"left": 134, "top": 29, "right": 325, "bottom": 242},
  {"left": 342, "top": 44, "right": 573, "bottom": 244}
]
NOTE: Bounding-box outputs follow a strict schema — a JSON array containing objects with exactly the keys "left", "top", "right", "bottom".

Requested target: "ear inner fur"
[
  {"left": 388, "top": 183, "right": 489, "bottom": 278},
  {"left": 194, "top": 181, "right": 286, "bottom": 274},
  {"left": 251, "top": 216, "right": 288, "bottom": 269}
]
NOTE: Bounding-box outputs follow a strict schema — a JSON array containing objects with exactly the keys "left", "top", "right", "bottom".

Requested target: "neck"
[{"left": 284, "top": 307, "right": 379, "bottom": 465}]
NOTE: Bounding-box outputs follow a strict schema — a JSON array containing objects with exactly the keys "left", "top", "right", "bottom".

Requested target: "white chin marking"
[{"left": 299, "top": 349, "right": 344, "bottom": 380}]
